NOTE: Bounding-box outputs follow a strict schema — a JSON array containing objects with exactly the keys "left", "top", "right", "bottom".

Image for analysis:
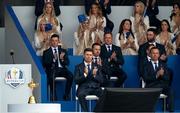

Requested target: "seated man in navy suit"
[
  {"left": 142, "top": 47, "right": 174, "bottom": 112},
  {"left": 138, "top": 28, "right": 173, "bottom": 86},
  {"left": 139, "top": 44, "right": 155, "bottom": 80},
  {"left": 92, "top": 43, "right": 109, "bottom": 86},
  {"left": 42, "top": 34, "right": 73, "bottom": 101},
  {"left": 74, "top": 48, "right": 104, "bottom": 112},
  {"left": 100, "top": 32, "right": 127, "bottom": 87}
]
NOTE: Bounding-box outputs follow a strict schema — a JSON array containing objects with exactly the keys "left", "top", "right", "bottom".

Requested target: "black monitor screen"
[{"left": 94, "top": 88, "right": 162, "bottom": 112}]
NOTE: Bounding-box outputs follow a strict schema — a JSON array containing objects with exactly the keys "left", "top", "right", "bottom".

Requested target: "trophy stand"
[{"left": 28, "top": 79, "right": 39, "bottom": 104}]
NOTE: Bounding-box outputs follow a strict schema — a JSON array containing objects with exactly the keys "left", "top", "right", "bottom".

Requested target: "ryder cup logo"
[{"left": 5, "top": 67, "right": 25, "bottom": 88}]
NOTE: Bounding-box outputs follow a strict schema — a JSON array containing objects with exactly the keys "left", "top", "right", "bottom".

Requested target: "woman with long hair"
[
  {"left": 37, "top": 2, "right": 61, "bottom": 35},
  {"left": 130, "top": 1, "right": 149, "bottom": 46},
  {"left": 156, "top": 19, "right": 176, "bottom": 55},
  {"left": 34, "top": 20, "right": 51, "bottom": 56},
  {"left": 169, "top": 3, "right": 180, "bottom": 34},
  {"left": 115, "top": 19, "right": 139, "bottom": 55},
  {"left": 88, "top": 3, "right": 106, "bottom": 44}
]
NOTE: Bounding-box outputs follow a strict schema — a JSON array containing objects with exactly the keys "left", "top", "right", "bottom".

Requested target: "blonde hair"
[
  {"left": 89, "top": 3, "right": 103, "bottom": 17},
  {"left": 133, "top": 1, "right": 145, "bottom": 16},
  {"left": 42, "top": 2, "right": 55, "bottom": 17},
  {"left": 40, "top": 2, "right": 58, "bottom": 26}
]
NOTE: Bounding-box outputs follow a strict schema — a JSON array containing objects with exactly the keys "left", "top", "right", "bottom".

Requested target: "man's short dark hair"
[
  {"left": 150, "top": 47, "right": 159, "bottom": 53},
  {"left": 84, "top": 48, "right": 93, "bottom": 54},
  {"left": 104, "top": 31, "right": 113, "bottom": 37},
  {"left": 51, "top": 34, "right": 59, "bottom": 39},
  {"left": 147, "top": 28, "right": 157, "bottom": 35},
  {"left": 92, "top": 43, "right": 101, "bottom": 49}
]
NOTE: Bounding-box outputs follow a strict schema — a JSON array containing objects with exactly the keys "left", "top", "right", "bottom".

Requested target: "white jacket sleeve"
[
  {"left": 115, "top": 33, "right": 120, "bottom": 47},
  {"left": 74, "top": 32, "right": 80, "bottom": 46},
  {"left": 34, "top": 32, "right": 41, "bottom": 49},
  {"left": 144, "top": 16, "right": 150, "bottom": 29},
  {"left": 102, "top": 17, "right": 106, "bottom": 28}
]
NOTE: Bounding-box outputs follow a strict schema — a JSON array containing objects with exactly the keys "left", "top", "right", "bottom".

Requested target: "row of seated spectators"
[
  {"left": 42, "top": 30, "right": 174, "bottom": 112},
  {"left": 33, "top": 0, "right": 180, "bottom": 57},
  {"left": 34, "top": 1, "right": 177, "bottom": 111}
]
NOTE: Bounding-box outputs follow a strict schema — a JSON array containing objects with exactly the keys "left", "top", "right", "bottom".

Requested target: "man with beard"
[{"left": 138, "top": 28, "right": 167, "bottom": 77}]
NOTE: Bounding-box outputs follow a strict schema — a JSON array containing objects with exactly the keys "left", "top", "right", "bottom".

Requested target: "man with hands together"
[
  {"left": 74, "top": 48, "right": 104, "bottom": 112},
  {"left": 142, "top": 47, "right": 174, "bottom": 112}
]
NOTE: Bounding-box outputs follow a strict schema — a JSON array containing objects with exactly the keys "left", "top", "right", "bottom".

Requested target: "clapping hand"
[
  {"left": 104, "top": 0, "right": 109, "bottom": 6},
  {"left": 84, "top": 67, "right": 88, "bottom": 77},
  {"left": 157, "top": 67, "right": 164, "bottom": 78},
  {"left": 60, "top": 52, "right": 65, "bottom": 60},
  {"left": 93, "top": 66, "right": 98, "bottom": 77},
  {"left": 110, "top": 51, "right": 116, "bottom": 60},
  {"left": 97, "top": 58, "right": 102, "bottom": 66}
]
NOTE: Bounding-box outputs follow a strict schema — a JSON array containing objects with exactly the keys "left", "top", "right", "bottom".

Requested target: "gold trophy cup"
[{"left": 28, "top": 79, "right": 39, "bottom": 104}]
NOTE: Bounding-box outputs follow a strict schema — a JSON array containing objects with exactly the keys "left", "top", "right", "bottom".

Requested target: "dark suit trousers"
[
  {"left": 77, "top": 87, "right": 103, "bottom": 112},
  {"left": 48, "top": 67, "right": 73, "bottom": 101}
]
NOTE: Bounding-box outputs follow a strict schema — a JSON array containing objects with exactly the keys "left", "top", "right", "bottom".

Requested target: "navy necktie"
[
  {"left": 54, "top": 49, "right": 58, "bottom": 67},
  {"left": 87, "top": 64, "right": 91, "bottom": 76},
  {"left": 154, "top": 62, "right": 158, "bottom": 71},
  {"left": 108, "top": 45, "right": 111, "bottom": 52},
  {"left": 94, "top": 57, "right": 98, "bottom": 64},
  {"left": 54, "top": 48, "right": 57, "bottom": 58}
]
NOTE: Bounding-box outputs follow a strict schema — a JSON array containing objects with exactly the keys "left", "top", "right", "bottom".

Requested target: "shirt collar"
[
  {"left": 84, "top": 61, "right": 92, "bottom": 66},
  {"left": 151, "top": 60, "right": 159, "bottom": 64},
  {"left": 51, "top": 46, "right": 58, "bottom": 50},
  {"left": 93, "top": 56, "right": 100, "bottom": 59},
  {"left": 148, "top": 42, "right": 156, "bottom": 46},
  {"left": 51, "top": 47, "right": 58, "bottom": 53},
  {"left": 105, "top": 44, "right": 112, "bottom": 50}
]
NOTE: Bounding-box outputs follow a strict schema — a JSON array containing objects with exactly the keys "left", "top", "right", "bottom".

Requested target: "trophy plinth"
[{"left": 28, "top": 79, "right": 39, "bottom": 104}]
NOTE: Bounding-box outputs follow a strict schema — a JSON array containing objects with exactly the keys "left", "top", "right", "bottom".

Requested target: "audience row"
[
  {"left": 42, "top": 30, "right": 174, "bottom": 112},
  {"left": 33, "top": 0, "right": 180, "bottom": 56}
]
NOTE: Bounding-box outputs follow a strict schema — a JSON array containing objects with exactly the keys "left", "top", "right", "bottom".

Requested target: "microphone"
[{"left": 10, "top": 49, "right": 15, "bottom": 64}]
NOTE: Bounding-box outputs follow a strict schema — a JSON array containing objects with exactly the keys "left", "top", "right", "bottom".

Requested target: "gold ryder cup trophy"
[{"left": 28, "top": 79, "right": 39, "bottom": 104}]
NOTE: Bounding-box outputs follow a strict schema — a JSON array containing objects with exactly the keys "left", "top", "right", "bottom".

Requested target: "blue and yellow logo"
[{"left": 5, "top": 67, "right": 25, "bottom": 88}]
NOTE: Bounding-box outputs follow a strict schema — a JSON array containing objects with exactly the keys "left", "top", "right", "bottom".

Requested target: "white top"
[
  {"left": 115, "top": 33, "right": 139, "bottom": 55},
  {"left": 130, "top": 15, "right": 150, "bottom": 34}
]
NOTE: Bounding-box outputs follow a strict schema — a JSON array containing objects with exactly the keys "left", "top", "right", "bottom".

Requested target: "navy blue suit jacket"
[
  {"left": 142, "top": 61, "right": 170, "bottom": 88},
  {"left": 74, "top": 62, "right": 104, "bottom": 91},
  {"left": 42, "top": 46, "right": 69, "bottom": 78},
  {"left": 138, "top": 42, "right": 166, "bottom": 76},
  {"left": 100, "top": 44, "right": 124, "bottom": 68}
]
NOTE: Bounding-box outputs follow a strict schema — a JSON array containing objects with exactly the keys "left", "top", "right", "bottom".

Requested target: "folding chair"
[
  {"left": 55, "top": 77, "right": 72, "bottom": 100},
  {"left": 141, "top": 78, "right": 167, "bottom": 111},
  {"left": 75, "top": 85, "right": 99, "bottom": 112}
]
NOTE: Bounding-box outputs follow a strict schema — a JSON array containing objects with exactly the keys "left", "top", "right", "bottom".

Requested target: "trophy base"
[{"left": 28, "top": 96, "right": 36, "bottom": 104}]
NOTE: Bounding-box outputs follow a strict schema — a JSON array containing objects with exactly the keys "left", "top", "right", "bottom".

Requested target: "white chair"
[
  {"left": 55, "top": 77, "right": 72, "bottom": 101},
  {"left": 110, "top": 76, "right": 124, "bottom": 87},
  {"left": 75, "top": 85, "right": 99, "bottom": 112},
  {"left": 141, "top": 78, "right": 167, "bottom": 111},
  {"left": 110, "top": 76, "right": 118, "bottom": 81}
]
